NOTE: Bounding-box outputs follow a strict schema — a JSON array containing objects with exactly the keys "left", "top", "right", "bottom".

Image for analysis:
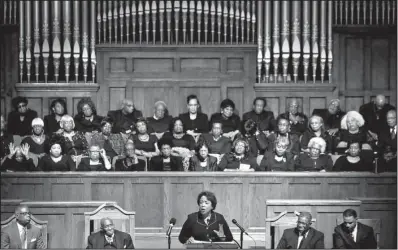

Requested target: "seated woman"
[
  {"left": 1, "top": 114, "right": 13, "bottom": 160},
  {"left": 259, "top": 137, "right": 295, "bottom": 171},
  {"left": 179, "top": 191, "right": 233, "bottom": 244},
  {"left": 149, "top": 138, "right": 184, "bottom": 171},
  {"left": 333, "top": 141, "right": 374, "bottom": 172},
  {"left": 76, "top": 144, "right": 112, "bottom": 171},
  {"left": 44, "top": 98, "right": 67, "bottom": 135},
  {"left": 115, "top": 142, "right": 146, "bottom": 171},
  {"left": 1, "top": 143, "right": 35, "bottom": 172},
  {"left": 218, "top": 138, "right": 258, "bottom": 171},
  {"left": 336, "top": 111, "right": 371, "bottom": 154},
  {"left": 267, "top": 114, "right": 300, "bottom": 156},
  {"left": 73, "top": 98, "right": 104, "bottom": 134},
  {"left": 240, "top": 119, "right": 267, "bottom": 157},
  {"left": 38, "top": 135, "right": 75, "bottom": 171},
  {"left": 162, "top": 118, "right": 196, "bottom": 159},
  {"left": 295, "top": 137, "right": 333, "bottom": 172},
  {"left": 57, "top": 115, "right": 89, "bottom": 161},
  {"left": 7, "top": 96, "right": 38, "bottom": 136},
  {"left": 90, "top": 117, "right": 127, "bottom": 160},
  {"left": 189, "top": 140, "right": 218, "bottom": 172},
  {"left": 179, "top": 95, "right": 209, "bottom": 141},
  {"left": 21, "top": 118, "right": 49, "bottom": 159},
  {"left": 209, "top": 99, "right": 241, "bottom": 140},
  {"left": 146, "top": 101, "right": 173, "bottom": 139},
  {"left": 198, "top": 122, "right": 232, "bottom": 163},
  {"left": 300, "top": 115, "right": 333, "bottom": 154},
  {"left": 128, "top": 118, "right": 160, "bottom": 158}
]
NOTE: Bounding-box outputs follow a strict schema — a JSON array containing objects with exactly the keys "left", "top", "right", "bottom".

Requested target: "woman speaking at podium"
[{"left": 178, "top": 191, "right": 233, "bottom": 244}]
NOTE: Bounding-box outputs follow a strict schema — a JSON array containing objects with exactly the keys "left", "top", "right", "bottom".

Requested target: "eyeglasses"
[
  {"left": 18, "top": 104, "right": 27, "bottom": 109},
  {"left": 102, "top": 224, "right": 115, "bottom": 229},
  {"left": 18, "top": 212, "right": 31, "bottom": 216}
]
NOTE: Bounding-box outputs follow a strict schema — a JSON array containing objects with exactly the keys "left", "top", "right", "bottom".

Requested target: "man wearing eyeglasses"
[
  {"left": 87, "top": 217, "right": 134, "bottom": 249},
  {"left": 277, "top": 212, "right": 324, "bottom": 249},
  {"left": 7, "top": 96, "right": 38, "bottom": 136},
  {"left": 1, "top": 205, "right": 44, "bottom": 249}
]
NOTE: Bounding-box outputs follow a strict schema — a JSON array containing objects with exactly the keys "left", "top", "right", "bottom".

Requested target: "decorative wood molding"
[
  {"left": 254, "top": 83, "right": 337, "bottom": 92},
  {"left": 15, "top": 82, "right": 100, "bottom": 92}
]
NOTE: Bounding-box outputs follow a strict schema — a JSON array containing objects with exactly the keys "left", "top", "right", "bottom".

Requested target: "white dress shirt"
[
  {"left": 297, "top": 230, "right": 309, "bottom": 249},
  {"left": 351, "top": 224, "right": 358, "bottom": 242},
  {"left": 16, "top": 223, "right": 27, "bottom": 249}
]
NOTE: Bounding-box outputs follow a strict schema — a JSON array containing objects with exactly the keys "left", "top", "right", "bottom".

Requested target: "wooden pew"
[
  {"left": 349, "top": 197, "right": 397, "bottom": 249},
  {"left": 264, "top": 199, "right": 362, "bottom": 249},
  {"left": 19, "top": 201, "right": 117, "bottom": 248}
]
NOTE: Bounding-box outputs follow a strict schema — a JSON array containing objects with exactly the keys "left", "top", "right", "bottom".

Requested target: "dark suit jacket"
[
  {"left": 242, "top": 110, "right": 276, "bottom": 133},
  {"left": 189, "top": 155, "right": 218, "bottom": 171},
  {"left": 107, "top": 109, "right": 143, "bottom": 133},
  {"left": 277, "top": 227, "right": 324, "bottom": 249},
  {"left": 87, "top": 229, "right": 134, "bottom": 249},
  {"left": 149, "top": 155, "right": 184, "bottom": 171},
  {"left": 179, "top": 112, "right": 209, "bottom": 133},
  {"left": 359, "top": 102, "right": 395, "bottom": 134},
  {"left": 7, "top": 109, "right": 38, "bottom": 136},
  {"left": 333, "top": 222, "right": 377, "bottom": 249},
  {"left": 0, "top": 222, "right": 45, "bottom": 249},
  {"left": 74, "top": 114, "right": 104, "bottom": 133},
  {"left": 312, "top": 109, "right": 346, "bottom": 130}
]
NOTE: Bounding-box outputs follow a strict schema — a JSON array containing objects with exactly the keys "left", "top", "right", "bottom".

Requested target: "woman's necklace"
[
  {"left": 138, "top": 134, "right": 149, "bottom": 142},
  {"left": 347, "top": 155, "right": 360, "bottom": 163},
  {"left": 32, "top": 134, "right": 45, "bottom": 144},
  {"left": 173, "top": 133, "right": 184, "bottom": 139}
]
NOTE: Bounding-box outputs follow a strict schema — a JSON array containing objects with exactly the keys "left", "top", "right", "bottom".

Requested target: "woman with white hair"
[
  {"left": 147, "top": 101, "right": 173, "bottom": 139},
  {"left": 57, "top": 115, "right": 89, "bottom": 159},
  {"left": 336, "top": 111, "right": 370, "bottom": 154},
  {"left": 300, "top": 115, "right": 333, "bottom": 154},
  {"left": 21, "top": 118, "right": 49, "bottom": 158},
  {"left": 295, "top": 137, "right": 333, "bottom": 172}
]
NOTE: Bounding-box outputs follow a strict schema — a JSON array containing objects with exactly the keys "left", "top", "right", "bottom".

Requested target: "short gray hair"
[
  {"left": 59, "top": 115, "right": 75, "bottom": 129},
  {"left": 298, "top": 212, "right": 312, "bottom": 222},
  {"left": 100, "top": 217, "right": 114, "bottom": 228},
  {"left": 308, "top": 137, "right": 327, "bottom": 154}
]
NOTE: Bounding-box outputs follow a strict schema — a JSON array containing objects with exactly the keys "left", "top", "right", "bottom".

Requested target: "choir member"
[
  {"left": 89, "top": 117, "right": 127, "bottom": 160},
  {"left": 0, "top": 114, "right": 13, "bottom": 160},
  {"left": 218, "top": 138, "right": 258, "bottom": 171},
  {"left": 179, "top": 95, "right": 209, "bottom": 140},
  {"left": 209, "top": 99, "right": 240, "bottom": 140},
  {"left": 377, "top": 109, "right": 397, "bottom": 172},
  {"left": 115, "top": 142, "right": 146, "bottom": 171},
  {"left": 38, "top": 134, "right": 75, "bottom": 171},
  {"left": 241, "top": 119, "right": 267, "bottom": 157},
  {"left": 107, "top": 99, "right": 143, "bottom": 134},
  {"left": 277, "top": 212, "right": 324, "bottom": 249},
  {"left": 360, "top": 94, "right": 395, "bottom": 140},
  {"left": 267, "top": 115, "right": 300, "bottom": 156},
  {"left": 57, "top": 115, "right": 89, "bottom": 160},
  {"left": 147, "top": 101, "right": 173, "bottom": 138},
  {"left": 312, "top": 99, "right": 345, "bottom": 136},
  {"left": 1, "top": 144, "right": 36, "bottom": 172},
  {"left": 198, "top": 122, "right": 232, "bottom": 163},
  {"left": 7, "top": 96, "right": 38, "bottom": 136},
  {"left": 149, "top": 138, "right": 184, "bottom": 171},
  {"left": 333, "top": 142, "right": 374, "bottom": 172},
  {"left": 74, "top": 98, "right": 104, "bottom": 133},
  {"left": 259, "top": 137, "right": 295, "bottom": 171},
  {"left": 179, "top": 191, "right": 233, "bottom": 244},
  {"left": 280, "top": 98, "right": 308, "bottom": 136},
  {"left": 44, "top": 98, "right": 67, "bottom": 135},
  {"left": 295, "top": 137, "right": 333, "bottom": 172},
  {"left": 21, "top": 118, "right": 49, "bottom": 158},
  {"left": 77, "top": 144, "right": 112, "bottom": 171},
  {"left": 189, "top": 140, "right": 218, "bottom": 171},
  {"left": 162, "top": 118, "right": 196, "bottom": 158},
  {"left": 300, "top": 115, "right": 333, "bottom": 154},
  {"left": 336, "top": 111, "right": 371, "bottom": 154},
  {"left": 128, "top": 118, "right": 159, "bottom": 158},
  {"left": 242, "top": 97, "right": 276, "bottom": 136}
]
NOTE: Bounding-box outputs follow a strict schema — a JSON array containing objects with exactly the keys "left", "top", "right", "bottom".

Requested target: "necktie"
[
  {"left": 20, "top": 227, "right": 27, "bottom": 249},
  {"left": 105, "top": 235, "right": 113, "bottom": 244},
  {"left": 298, "top": 235, "right": 305, "bottom": 249},
  {"left": 391, "top": 128, "right": 396, "bottom": 140}
]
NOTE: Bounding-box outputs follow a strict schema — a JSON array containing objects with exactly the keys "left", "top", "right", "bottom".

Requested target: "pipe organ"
[{"left": 0, "top": 0, "right": 396, "bottom": 84}]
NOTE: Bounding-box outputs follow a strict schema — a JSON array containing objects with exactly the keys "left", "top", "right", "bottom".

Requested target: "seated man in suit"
[
  {"left": 107, "top": 99, "right": 143, "bottom": 134},
  {"left": 87, "top": 217, "right": 134, "bottom": 249},
  {"left": 377, "top": 109, "right": 397, "bottom": 172},
  {"left": 333, "top": 209, "right": 376, "bottom": 249},
  {"left": 277, "top": 212, "right": 324, "bottom": 249},
  {"left": 312, "top": 99, "right": 346, "bottom": 136},
  {"left": 1, "top": 205, "right": 45, "bottom": 249}
]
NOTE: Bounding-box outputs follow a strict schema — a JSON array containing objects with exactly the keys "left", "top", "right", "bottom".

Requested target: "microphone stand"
[
  {"left": 167, "top": 234, "right": 171, "bottom": 249},
  {"left": 240, "top": 230, "right": 243, "bottom": 249}
]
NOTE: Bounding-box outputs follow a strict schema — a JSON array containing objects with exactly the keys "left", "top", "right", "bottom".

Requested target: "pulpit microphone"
[
  {"left": 166, "top": 218, "right": 176, "bottom": 236},
  {"left": 232, "top": 219, "right": 248, "bottom": 235}
]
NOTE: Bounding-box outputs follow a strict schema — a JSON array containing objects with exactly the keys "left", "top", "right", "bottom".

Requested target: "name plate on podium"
[{"left": 186, "top": 241, "right": 239, "bottom": 249}]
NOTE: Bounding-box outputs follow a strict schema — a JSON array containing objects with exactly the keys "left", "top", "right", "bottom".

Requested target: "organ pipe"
[
  {"left": 197, "top": 1, "right": 202, "bottom": 43},
  {"left": 223, "top": 1, "right": 228, "bottom": 44},
  {"left": 328, "top": 1, "right": 333, "bottom": 84},
  {"left": 33, "top": 1, "right": 40, "bottom": 83},
  {"left": 210, "top": 1, "right": 216, "bottom": 44},
  {"left": 312, "top": 0, "right": 319, "bottom": 83},
  {"left": 52, "top": 1, "right": 61, "bottom": 83},
  {"left": 320, "top": 1, "right": 327, "bottom": 83},
  {"left": 19, "top": 1, "right": 24, "bottom": 83},
  {"left": 152, "top": 1, "right": 157, "bottom": 45},
  {"left": 256, "top": 0, "right": 263, "bottom": 83},
  {"left": 42, "top": 1, "right": 50, "bottom": 83},
  {"left": 281, "top": 1, "right": 290, "bottom": 83},
  {"left": 263, "top": 0, "right": 271, "bottom": 83},
  {"left": 272, "top": 0, "right": 280, "bottom": 83},
  {"left": 291, "top": 1, "right": 301, "bottom": 84},
  {"left": 145, "top": 1, "right": 150, "bottom": 44},
  {"left": 174, "top": 1, "right": 180, "bottom": 44},
  {"left": 302, "top": 1, "right": 310, "bottom": 83},
  {"left": 91, "top": 1, "right": 97, "bottom": 83},
  {"left": 217, "top": 1, "right": 222, "bottom": 44},
  {"left": 25, "top": 1, "right": 32, "bottom": 83},
  {"left": 73, "top": 0, "right": 80, "bottom": 83},
  {"left": 63, "top": 0, "right": 72, "bottom": 83},
  {"left": 82, "top": 1, "right": 89, "bottom": 83},
  {"left": 182, "top": 0, "right": 188, "bottom": 44},
  {"left": 189, "top": 1, "right": 195, "bottom": 44}
]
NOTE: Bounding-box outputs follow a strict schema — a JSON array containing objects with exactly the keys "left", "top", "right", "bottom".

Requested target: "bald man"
[
  {"left": 312, "top": 99, "right": 346, "bottom": 136},
  {"left": 277, "top": 212, "right": 324, "bottom": 249},
  {"left": 280, "top": 99, "right": 308, "bottom": 136},
  {"left": 107, "top": 99, "right": 143, "bottom": 134},
  {"left": 1, "top": 205, "right": 45, "bottom": 249},
  {"left": 377, "top": 109, "right": 397, "bottom": 172},
  {"left": 87, "top": 217, "right": 134, "bottom": 249},
  {"left": 359, "top": 95, "right": 395, "bottom": 138}
]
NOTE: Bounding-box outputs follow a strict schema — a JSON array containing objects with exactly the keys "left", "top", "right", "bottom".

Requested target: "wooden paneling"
[
  {"left": 180, "top": 58, "right": 221, "bottom": 72},
  {"left": 109, "top": 87, "right": 126, "bottom": 111},
  {"left": 345, "top": 96, "right": 364, "bottom": 111},
  {"left": 309, "top": 97, "right": 327, "bottom": 113},
  {"left": 370, "top": 38, "right": 390, "bottom": 90},
  {"left": 28, "top": 98, "right": 43, "bottom": 118},
  {"left": 1, "top": 172, "right": 396, "bottom": 248},
  {"left": 226, "top": 87, "right": 244, "bottom": 116},
  {"left": 110, "top": 58, "right": 127, "bottom": 73},
  {"left": 131, "top": 85, "right": 176, "bottom": 117},
  {"left": 133, "top": 58, "right": 174, "bottom": 72},
  {"left": 345, "top": 37, "right": 365, "bottom": 90}
]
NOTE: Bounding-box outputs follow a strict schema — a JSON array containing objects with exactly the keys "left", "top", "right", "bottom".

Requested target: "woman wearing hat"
[
  {"left": 7, "top": 96, "right": 38, "bottom": 136},
  {"left": 21, "top": 118, "right": 49, "bottom": 159}
]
